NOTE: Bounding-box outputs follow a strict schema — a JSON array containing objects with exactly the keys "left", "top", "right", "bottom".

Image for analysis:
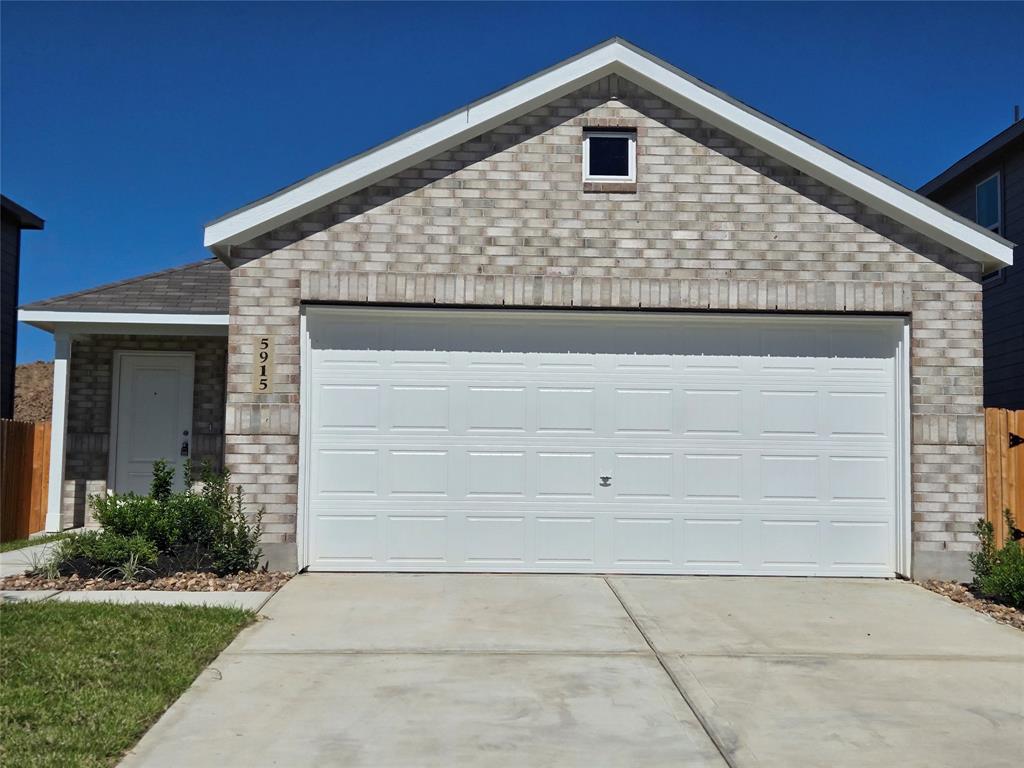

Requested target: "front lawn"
[
  {"left": 0, "top": 533, "right": 70, "bottom": 554},
  {"left": 0, "top": 602, "right": 253, "bottom": 768}
]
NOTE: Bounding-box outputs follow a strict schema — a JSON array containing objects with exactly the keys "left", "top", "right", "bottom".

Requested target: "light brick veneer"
[
  {"left": 61, "top": 335, "right": 226, "bottom": 528},
  {"left": 225, "top": 77, "right": 983, "bottom": 577}
]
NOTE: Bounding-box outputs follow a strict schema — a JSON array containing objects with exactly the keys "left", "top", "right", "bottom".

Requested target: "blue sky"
[{"left": 4, "top": 1, "right": 1022, "bottom": 362}]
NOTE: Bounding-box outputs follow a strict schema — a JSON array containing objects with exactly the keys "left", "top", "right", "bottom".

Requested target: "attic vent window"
[{"left": 583, "top": 130, "right": 636, "bottom": 181}]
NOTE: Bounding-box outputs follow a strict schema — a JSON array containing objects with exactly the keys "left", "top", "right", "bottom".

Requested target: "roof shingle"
[{"left": 20, "top": 258, "right": 228, "bottom": 314}]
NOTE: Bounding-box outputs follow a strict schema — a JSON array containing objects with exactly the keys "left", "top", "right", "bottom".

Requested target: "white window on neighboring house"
[
  {"left": 583, "top": 130, "right": 636, "bottom": 181},
  {"left": 975, "top": 173, "right": 1001, "bottom": 233}
]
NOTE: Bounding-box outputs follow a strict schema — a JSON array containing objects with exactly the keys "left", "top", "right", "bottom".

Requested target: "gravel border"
[
  {"left": 918, "top": 580, "right": 1023, "bottom": 632},
  {"left": 0, "top": 570, "right": 293, "bottom": 593}
]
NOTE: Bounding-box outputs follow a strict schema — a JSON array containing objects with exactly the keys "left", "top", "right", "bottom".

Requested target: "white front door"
[
  {"left": 112, "top": 352, "right": 194, "bottom": 494},
  {"left": 303, "top": 309, "right": 904, "bottom": 577}
]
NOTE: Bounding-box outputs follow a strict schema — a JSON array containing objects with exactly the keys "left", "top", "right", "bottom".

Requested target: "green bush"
[
  {"left": 54, "top": 531, "right": 157, "bottom": 570},
  {"left": 91, "top": 494, "right": 180, "bottom": 550},
  {"left": 970, "top": 512, "right": 1024, "bottom": 609},
  {"left": 73, "top": 459, "right": 264, "bottom": 577}
]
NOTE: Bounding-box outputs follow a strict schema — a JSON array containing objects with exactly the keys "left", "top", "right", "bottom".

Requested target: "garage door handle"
[{"left": 599, "top": 476, "right": 612, "bottom": 487}]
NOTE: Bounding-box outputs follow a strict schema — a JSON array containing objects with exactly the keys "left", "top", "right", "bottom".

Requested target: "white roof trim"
[
  {"left": 19, "top": 310, "right": 229, "bottom": 335},
  {"left": 205, "top": 39, "right": 1013, "bottom": 272}
]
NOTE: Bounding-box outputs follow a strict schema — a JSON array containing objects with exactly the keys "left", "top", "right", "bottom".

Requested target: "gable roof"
[
  {"left": 204, "top": 38, "right": 1014, "bottom": 272},
  {"left": 918, "top": 119, "right": 1024, "bottom": 197},
  {"left": 19, "top": 258, "right": 228, "bottom": 315}
]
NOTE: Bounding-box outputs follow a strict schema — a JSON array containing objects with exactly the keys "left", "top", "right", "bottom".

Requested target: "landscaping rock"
[
  {"left": 0, "top": 570, "right": 293, "bottom": 593},
  {"left": 918, "top": 580, "right": 1024, "bottom": 631}
]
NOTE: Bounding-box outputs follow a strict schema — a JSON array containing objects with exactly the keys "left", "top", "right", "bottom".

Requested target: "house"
[
  {"left": 19, "top": 39, "right": 1014, "bottom": 581},
  {"left": 919, "top": 119, "right": 1024, "bottom": 410},
  {"left": 1, "top": 195, "right": 44, "bottom": 420}
]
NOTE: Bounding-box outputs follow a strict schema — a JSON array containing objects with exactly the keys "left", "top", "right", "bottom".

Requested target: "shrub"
[
  {"left": 52, "top": 531, "right": 157, "bottom": 577},
  {"left": 78, "top": 460, "right": 264, "bottom": 577},
  {"left": 970, "top": 511, "right": 1024, "bottom": 610},
  {"left": 211, "top": 485, "right": 263, "bottom": 574},
  {"left": 92, "top": 493, "right": 180, "bottom": 551}
]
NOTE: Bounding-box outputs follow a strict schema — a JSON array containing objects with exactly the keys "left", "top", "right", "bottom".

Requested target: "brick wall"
[
  {"left": 62, "top": 335, "right": 226, "bottom": 528},
  {"left": 225, "top": 76, "right": 984, "bottom": 577}
]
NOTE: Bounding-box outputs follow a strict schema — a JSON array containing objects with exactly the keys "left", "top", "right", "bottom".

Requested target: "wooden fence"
[
  {"left": 984, "top": 408, "right": 1024, "bottom": 547},
  {"left": 0, "top": 420, "right": 51, "bottom": 543}
]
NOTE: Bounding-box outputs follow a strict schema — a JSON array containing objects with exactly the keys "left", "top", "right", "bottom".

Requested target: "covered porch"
[{"left": 17, "top": 259, "right": 229, "bottom": 529}]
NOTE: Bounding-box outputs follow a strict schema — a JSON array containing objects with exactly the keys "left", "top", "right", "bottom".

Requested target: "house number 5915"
[{"left": 253, "top": 336, "right": 274, "bottom": 393}]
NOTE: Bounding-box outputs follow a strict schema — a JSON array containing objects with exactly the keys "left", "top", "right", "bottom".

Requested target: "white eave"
[
  {"left": 204, "top": 38, "right": 1014, "bottom": 273},
  {"left": 18, "top": 310, "right": 229, "bottom": 335}
]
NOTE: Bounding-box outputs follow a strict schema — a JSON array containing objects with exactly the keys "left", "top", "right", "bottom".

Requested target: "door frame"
[
  {"left": 107, "top": 350, "right": 196, "bottom": 493},
  {"left": 298, "top": 306, "right": 911, "bottom": 576}
]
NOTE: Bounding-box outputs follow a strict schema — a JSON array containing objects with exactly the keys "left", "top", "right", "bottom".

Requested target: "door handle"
[
  {"left": 599, "top": 476, "right": 612, "bottom": 487},
  {"left": 180, "top": 440, "right": 189, "bottom": 457}
]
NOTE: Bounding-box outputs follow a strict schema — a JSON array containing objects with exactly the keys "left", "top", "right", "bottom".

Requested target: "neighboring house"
[
  {"left": 919, "top": 119, "right": 1024, "bottom": 409},
  {"left": 19, "top": 40, "right": 1014, "bottom": 581},
  {"left": 1, "top": 195, "right": 44, "bottom": 420}
]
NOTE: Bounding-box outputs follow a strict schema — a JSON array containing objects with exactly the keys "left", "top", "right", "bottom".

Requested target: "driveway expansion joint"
[
  {"left": 603, "top": 576, "right": 744, "bottom": 768},
  {"left": 222, "top": 648, "right": 654, "bottom": 657}
]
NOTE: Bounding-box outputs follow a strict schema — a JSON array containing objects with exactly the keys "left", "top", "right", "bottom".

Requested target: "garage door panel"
[
  {"left": 760, "top": 455, "right": 821, "bottom": 501},
  {"left": 316, "top": 449, "right": 379, "bottom": 496},
  {"left": 537, "top": 452, "right": 596, "bottom": 498},
  {"left": 386, "top": 515, "right": 448, "bottom": 563},
  {"left": 464, "top": 516, "right": 526, "bottom": 565},
  {"left": 829, "top": 456, "right": 891, "bottom": 502},
  {"left": 304, "top": 311, "right": 901, "bottom": 576},
  {"left": 613, "top": 452, "right": 674, "bottom": 498},
  {"left": 466, "top": 386, "right": 527, "bottom": 432},
  {"left": 681, "top": 389, "right": 742, "bottom": 435},
  {"left": 825, "top": 521, "right": 891, "bottom": 569},
  {"left": 759, "top": 519, "right": 821, "bottom": 568},
  {"left": 388, "top": 450, "right": 449, "bottom": 497},
  {"left": 682, "top": 454, "right": 744, "bottom": 500},
  {"left": 313, "top": 515, "right": 378, "bottom": 564},
  {"left": 759, "top": 390, "right": 818, "bottom": 436},
  {"left": 613, "top": 388, "right": 673, "bottom": 434},
  {"left": 612, "top": 517, "right": 674, "bottom": 567},
  {"left": 535, "top": 516, "right": 597, "bottom": 565},
  {"left": 681, "top": 518, "right": 744, "bottom": 569},
  {"left": 466, "top": 451, "right": 527, "bottom": 497},
  {"left": 388, "top": 385, "right": 450, "bottom": 431},
  {"left": 537, "top": 387, "right": 597, "bottom": 433},
  {"left": 318, "top": 384, "right": 379, "bottom": 431},
  {"left": 307, "top": 506, "right": 896, "bottom": 574},
  {"left": 827, "top": 391, "right": 891, "bottom": 438}
]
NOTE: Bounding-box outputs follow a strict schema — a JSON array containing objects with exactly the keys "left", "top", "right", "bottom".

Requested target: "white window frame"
[
  {"left": 975, "top": 172, "right": 1002, "bottom": 234},
  {"left": 583, "top": 130, "right": 636, "bottom": 182}
]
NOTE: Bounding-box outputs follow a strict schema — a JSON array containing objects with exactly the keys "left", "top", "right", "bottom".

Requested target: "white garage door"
[{"left": 302, "top": 309, "right": 904, "bottom": 576}]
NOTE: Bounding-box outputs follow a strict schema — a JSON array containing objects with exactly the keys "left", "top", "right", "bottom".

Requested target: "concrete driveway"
[{"left": 121, "top": 575, "right": 1023, "bottom": 768}]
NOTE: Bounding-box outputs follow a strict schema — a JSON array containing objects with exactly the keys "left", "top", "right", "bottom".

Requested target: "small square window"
[
  {"left": 583, "top": 131, "right": 636, "bottom": 181},
  {"left": 975, "top": 173, "right": 1001, "bottom": 233}
]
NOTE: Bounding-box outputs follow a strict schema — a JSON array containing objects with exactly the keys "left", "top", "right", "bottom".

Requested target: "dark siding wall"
[
  {"left": 927, "top": 135, "right": 1024, "bottom": 409},
  {"left": 1, "top": 215, "right": 19, "bottom": 420}
]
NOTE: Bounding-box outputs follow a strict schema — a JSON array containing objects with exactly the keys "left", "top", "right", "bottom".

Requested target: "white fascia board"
[
  {"left": 204, "top": 40, "right": 1013, "bottom": 271},
  {"left": 611, "top": 47, "right": 1013, "bottom": 271},
  {"left": 19, "top": 310, "right": 229, "bottom": 334},
  {"left": 203, "top": 47, "right": 620, "bottom": 249}
]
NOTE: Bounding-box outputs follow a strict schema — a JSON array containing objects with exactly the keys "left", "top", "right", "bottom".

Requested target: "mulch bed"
[
  {"left": 0, "top": 570, "right": 293, "bottom": 592},
  {"left": 918, "top": 580, "right": 1024, "bottom": 632}
]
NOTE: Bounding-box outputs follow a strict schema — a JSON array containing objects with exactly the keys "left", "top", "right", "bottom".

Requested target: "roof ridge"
[{"left": 21, "top": 258, "right": 221, "bottom": 310}]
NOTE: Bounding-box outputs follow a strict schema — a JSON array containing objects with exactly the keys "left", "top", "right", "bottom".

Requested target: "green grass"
[
  {"left": 0, "top": 602, "right": 254, "bottom": 768},
  {"left": 0, "top": 533, "right": 71, "bottom": 554}
]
